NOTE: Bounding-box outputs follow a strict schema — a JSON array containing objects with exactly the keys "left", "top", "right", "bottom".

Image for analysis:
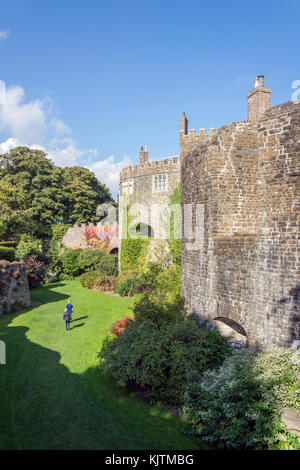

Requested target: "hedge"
[
  {"left": 120, "top": 238, "right": 150, "bottom": 271},
  {"left": 0, "top": 246, "right": 16, "bottom": 261},
  {"left": 0, "top": 241, "right": 18, "bottom": 248}
]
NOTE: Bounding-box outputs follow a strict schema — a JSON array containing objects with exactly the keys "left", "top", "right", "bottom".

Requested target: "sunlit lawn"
[{"left": 0, "top": 280, "right": 209, "bottom": 450}]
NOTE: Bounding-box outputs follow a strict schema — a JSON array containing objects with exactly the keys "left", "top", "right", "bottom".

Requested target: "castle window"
[
  {"left": 153, "top": 174, "right": 167, "bottom": 192},
  {"left": 122, "top": 179, "right": 133, "bottom": 195}
]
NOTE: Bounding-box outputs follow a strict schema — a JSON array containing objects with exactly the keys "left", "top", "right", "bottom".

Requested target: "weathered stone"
[
  {"left": 0, "top": 261, "right": 31, "bottom": 315},
  {"left": 181, "top": 81, "right": 300, "bottom": 347},
  {"left": 282, "top": 408, "right": 300, "bottom": 436}
]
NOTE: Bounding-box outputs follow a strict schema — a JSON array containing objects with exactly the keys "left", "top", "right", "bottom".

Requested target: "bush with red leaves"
[
  {"left": 110, "top": 315, "right": 134, "bottom": 336},
  {"left": 25, "top": 256, "right": 46, "bottom": 289}
]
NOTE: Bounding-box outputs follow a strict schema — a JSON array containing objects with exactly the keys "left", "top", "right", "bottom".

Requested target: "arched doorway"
[{"left": 214, "top": 317, "right": 247, "bottom": 347}]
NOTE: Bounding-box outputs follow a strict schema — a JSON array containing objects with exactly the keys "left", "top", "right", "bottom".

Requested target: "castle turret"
[
  {"left": 139, "top": 145, "right": 149, "bottom": 164},
  {"left": 247, "top": 75, "right": 271, "bottom": 121}
]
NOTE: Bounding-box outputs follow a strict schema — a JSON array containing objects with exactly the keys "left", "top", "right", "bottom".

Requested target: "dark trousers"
[{"left": 65, "top": 321, "right": 70, "bottom": 330}]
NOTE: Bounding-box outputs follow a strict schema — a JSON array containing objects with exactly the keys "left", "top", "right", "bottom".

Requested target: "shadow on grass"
[
  {"left": 0, "top": 312, "right": 206, "bottom": 451},
  {"left": 71, "top": 316, "right": 88, "bottom": 323},
  {"left": 29, "top": 283, "right": 70, "bottom": 306}
]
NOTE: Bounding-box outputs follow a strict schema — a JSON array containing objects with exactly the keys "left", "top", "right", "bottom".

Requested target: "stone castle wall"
[
  {"left": 0, "top": 261, "right": 31, "bottom": 315},
  {"left": 119, "top": 154, "right": 181, "bottom": 239},
  {"left": 181, "top": 101, "right": 300, "bottom": 347}
]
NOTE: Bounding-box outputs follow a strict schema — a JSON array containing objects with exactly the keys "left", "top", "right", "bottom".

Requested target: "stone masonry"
[
  {"left": 0, "top": 261, "right": 31, "bottom": 315},
  {"left": 119, "top": 146, "right": 181, "bottom": 247},
  {"left": 181, "top": 76, "right": 300, "bottom": 347}
]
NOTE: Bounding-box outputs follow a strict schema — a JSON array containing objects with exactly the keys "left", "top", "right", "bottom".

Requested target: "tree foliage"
[{"left": 0, "top": 147, "right": 113, "bottom": 239}]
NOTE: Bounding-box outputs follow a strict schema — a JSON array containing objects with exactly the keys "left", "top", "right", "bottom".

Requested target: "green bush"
[
  {"left": 132, "top": 292, "right": 186, "bottom": 327},
  {"left": 116, "top": 275, "right": 140, "bottom": 297},
  {"left": 51, "top": 224, "right": 71, "bottom": 242},
  {"left": 93, "top": 275, "right": 117, "bottom": 293},
  {"left": 61, "top": 248, "right": 118, "bottom": 277},
  {"left": 80, "top": 271, "right": 100, "bottom": 289},
  {"left": 120, "top": 237, "right": 150, "bottom": 270},
  {"left": 183, "top": 346, "right": 300, "bottom": 450},
  {"left": 60, "top": 248, "right": 81, "bottom": 276},
  {"left": 0, "top": 246, "right": 15, "bottom": 261},
  {"left": 0, "top": 241, "right": 18, "bottom": 248},
  {"left": 77, "top": 249, "right": 106, "bottom": 274},
  {"left": 99, "top": 318, "right": 230, "bottom": 405},
  {"left": 98, "top": 253, "right": 118, "bottom": 276},
  {"left": 16, "top": 234, "right": 43, "bottom": 260}
]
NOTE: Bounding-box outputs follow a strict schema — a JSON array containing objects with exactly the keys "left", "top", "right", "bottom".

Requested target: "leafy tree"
[
  {"left": 0, "top": 147, "right": 114, "bottom": 239},
  {"left": 62, "top": 166, "right": 113, "bottom": 224}
]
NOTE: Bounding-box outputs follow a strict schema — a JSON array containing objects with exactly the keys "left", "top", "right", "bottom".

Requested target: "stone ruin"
[{"left": 0, "top": 260, "right": 31, "bottom": 315}]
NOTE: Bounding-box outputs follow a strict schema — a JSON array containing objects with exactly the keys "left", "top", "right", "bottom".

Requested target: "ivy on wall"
[
  {"left": 120, "top": 196, "right": 151, "bottom": 270},
  {"left": 167, "top": 183, "right": 181, "bottom": 267}
]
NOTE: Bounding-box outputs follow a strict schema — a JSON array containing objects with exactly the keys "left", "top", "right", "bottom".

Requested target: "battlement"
[{"left": 120, "top": 155, "right": 180, "bottom": 181}]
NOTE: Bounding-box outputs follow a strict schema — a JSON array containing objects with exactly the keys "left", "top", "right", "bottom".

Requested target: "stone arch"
[
  {"left": 109, "top": 247, "right": 118, "bottom": 254},
  {"left": 214, "top": 316, "right": 247, "bottom": 347},
  {"left": 129, "top": 222, "right": 154, "bottom": 239}
]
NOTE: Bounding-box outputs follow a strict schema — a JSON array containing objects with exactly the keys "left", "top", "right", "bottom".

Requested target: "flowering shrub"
[
  {"left": 81, "top": 223, "right": 118, "bottom": 253},
  {"left": 183, "top": 346, "right": 300, "bottom": 450},
  {"left": 25, "top": 256, "right": 46, "bottom": 289},
  {"left": 110, "top": 315, "right": 134, "bottom": 336}
]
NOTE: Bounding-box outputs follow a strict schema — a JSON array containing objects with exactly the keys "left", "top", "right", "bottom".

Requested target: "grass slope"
[{"left": 0, "top": 280, "right": 208, "bottom": 450}]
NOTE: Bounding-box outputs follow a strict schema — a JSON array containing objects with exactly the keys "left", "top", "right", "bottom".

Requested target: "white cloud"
[
  {"left": 0, "top": 29, "right": 10, "bottom": 41},
  {"left": 0, "top": 82, "right": 131, "bottom": 198},
  {"left": 87, "top": 155, "right": 132, "bottom": 195}
]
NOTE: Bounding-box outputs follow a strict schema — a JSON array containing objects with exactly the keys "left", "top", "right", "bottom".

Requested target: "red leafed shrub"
[
  {"left": 110, "top": 315, "right": 134, "bottom": 336},
  {"left": 25, "top": 256, "right": 46, "bottom": 289}
]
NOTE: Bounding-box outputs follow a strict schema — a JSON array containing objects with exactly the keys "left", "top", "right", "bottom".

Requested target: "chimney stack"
[
  {"left": 247, "top": 75, "right": 271, "bottom": 121},
  {"left": 180, "top": 112, "right": 188, "bottom": 135},
  {"left": 139, "top": 145, "right": 149, "bottom": 164}
]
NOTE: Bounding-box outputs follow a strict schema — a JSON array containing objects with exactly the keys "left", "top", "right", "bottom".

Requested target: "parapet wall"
[
  {"left": 181, "top": 101, "right": 300, "bottom": 347},
  {"left": 0, "top": 261, "right": 31, "bottom": 315},
  {"left": 120, "top": 156, "right": 180, "bottom": 181}
]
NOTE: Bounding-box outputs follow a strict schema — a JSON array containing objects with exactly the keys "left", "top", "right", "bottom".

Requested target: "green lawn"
[{"left": 0, "top": 280, "right": 209, "bottom": 450}]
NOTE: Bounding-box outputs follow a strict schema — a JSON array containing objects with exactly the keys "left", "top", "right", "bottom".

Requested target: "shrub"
[
  {"left": 60, "top": 248, "right": 81, "bottom": 276},
  {"left": 77, "top": 249, "right": 105, "bottom": 273},
  {"left": 132, "top": 292, "right": 186, "bottom": 327},
  {"left": 51, "top": 224, "right": 71, "bottom": 242},
  {"left": 25, "top": 256, "right": 46, "bottom": 289},
  {"left": 110, "top": 315, "right": 134, "bottom": 336},
  {"left": 0, "top": 241, "right": 17, "bottom": 248},
  {"left": 116, "top": 275, "right": 140, "bottom": 297},
  {"left": 98, "top": 253, "right": 118, "bottom": 276},
  {"left": 0, "top": 246, "right": 15, "bottom": 261},
  {"left": 80, "top": 271, "right": 100, "bottom": 289},
  {"left": 99, "top": 318, "right": 230, "bottom": 405},
  {"left": 16, "top": 234, "right": 43, "bottom": 260},
  {"left": 93, "top": 275, "right": 117, "bottom": 293},
  {"left": 120, "top": 237, "right": 150, "bottom": 270},
  {"left": 183, "top": 346, "right": 300, "bottom": 450}
]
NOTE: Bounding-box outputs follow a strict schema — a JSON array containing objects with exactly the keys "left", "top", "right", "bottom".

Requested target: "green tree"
[{"left": 0, "top": 147, "right": 114, "bottom": 239}]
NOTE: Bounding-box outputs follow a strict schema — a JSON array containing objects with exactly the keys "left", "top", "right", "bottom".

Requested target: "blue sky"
[{"left": 0, "top": 0, "right": 299, "bottom": 197}]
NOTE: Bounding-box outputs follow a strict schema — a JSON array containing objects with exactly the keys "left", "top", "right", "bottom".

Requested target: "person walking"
[{"left": 63, "top": 300, "right": 74, "bottom": 331}]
